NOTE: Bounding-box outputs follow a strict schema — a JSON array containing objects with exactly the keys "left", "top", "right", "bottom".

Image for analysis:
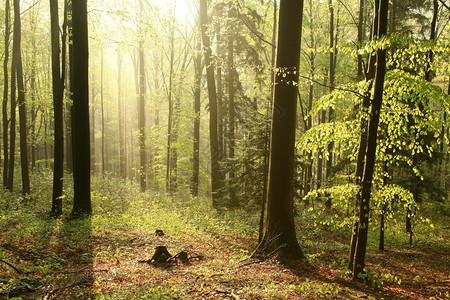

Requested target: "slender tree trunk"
[
  {"left": 65, "top": 0, "right": 73, "bottom": 173},
  {"left": 253, "top": 0, "right": 305, "bottom": 261},
  {"left": 101, "top": 49, "right": 105, "bottom": 174},
  {"left": 15, "top": 0, "right": 30, "bottom": 197},
  {"left": 7, "top": 0, "right": 18, "bottom": 193},
  {"left": 348, "top": 0, "right": 379, "bottom": 271},
  {"left": 50, "top": 0, "right": 65, "bottom": 215},
  {"left": 357, "top": 0, "right": 365, "bottom": 79},
  {"left": 259, "top": 0, "right": 277, "bottom": 243},
  {"left": 117, "top": 48, "right": 126, "bottom": 179},
  {"left": 138, "top": 0, "right": 146, "bottom": 192},
  {"left": 325, "top": 0, "right": 337, "bottom": 209},
  {"left": 71, "top": 0, "right": 91, "bottom": 216},
  {"left": 353, "top": 0, "right": 388, "bottom": 279},
  {"left": 191, "top": 31, "right": 202, "bottom": 197},
  {"left": 227, "top": 4, "right": 236, "bottom": 201},
  {"left": 166, "top": 17, "right": 175, "bottom": 193},
  {"left": 425, "top": 0, "right": 438, "bottom": 82},
  {"left": 200, "top": 0, "right": 222, "bottom": 206},
  {"left": 2, "top": 0, "right": 10, "bottom": 188}
]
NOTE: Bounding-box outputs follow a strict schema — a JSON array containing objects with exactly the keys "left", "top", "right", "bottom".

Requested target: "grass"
[{"left": 0, "top": 168, "right": 449, "bottom": 299}]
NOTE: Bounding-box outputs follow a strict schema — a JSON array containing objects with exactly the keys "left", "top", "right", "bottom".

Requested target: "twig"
[
  {"left": 216, "top": 289, "right": 240, "bottom": 300},
  {"left": 0, "top": 258, "right": 22, "bottom": 274},
  {"left": 44, "top": 280, "right": 91, "bottom": 299}
]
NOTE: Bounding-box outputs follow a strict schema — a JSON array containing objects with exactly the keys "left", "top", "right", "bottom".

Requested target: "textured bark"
[
  {"left": 71, "top": 0, "right": 92, "bottom": 216},
  {"left": 227, "top": 5, "right": 236, "bottom": 187},
  {"left": 200, "top": 0, "right": 221, "bottom": 206},
  {"left": 253, "top": 0, "right": 305, "bottom": 261},
  {"left": 353, "top": 0, "right": 388, "bottom": 279}
]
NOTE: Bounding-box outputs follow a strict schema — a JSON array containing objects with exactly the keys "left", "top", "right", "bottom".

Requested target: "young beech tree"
[
  {"left": 352, "top": 0, "right": 389, "bottom": 280},
  {"left": 71, "top": 0, "right": 91, "bottom": 216},
  {"left": 252, "top": 0, "right": 305, "bottom": 261}
]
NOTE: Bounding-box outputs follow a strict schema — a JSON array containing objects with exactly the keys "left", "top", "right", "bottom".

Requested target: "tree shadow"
[{"left": 43, "top": 216, "right": 93, "bottom": 298}]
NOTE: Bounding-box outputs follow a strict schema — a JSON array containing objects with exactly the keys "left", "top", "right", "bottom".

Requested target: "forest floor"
[{"left": 0, "top": 172, "right": 449, "bottom": 299}]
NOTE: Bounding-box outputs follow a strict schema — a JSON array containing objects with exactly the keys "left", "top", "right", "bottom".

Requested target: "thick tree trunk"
[
  {"left": 253, "top": 0, "right": 305, "bottom": 261},
  {"left": 71, "top": 0, "right": 91, "bottom": 216},
  {"left": 50, "top": 0, "right": 65, "bottom": 216},
  {"left": 353, "top": 0, "right": 388, "bottom": 279},
  {"left": 200, "top": 0, "right": 222, "bottom": 206}
]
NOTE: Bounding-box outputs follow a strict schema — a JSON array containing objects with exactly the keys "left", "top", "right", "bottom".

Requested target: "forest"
[{"left": 0, "top": 0, "right": 449, "bottom": 298}]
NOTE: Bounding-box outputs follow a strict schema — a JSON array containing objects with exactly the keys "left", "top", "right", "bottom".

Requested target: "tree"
[
  {"left": 352, "top": 0, "right": 389, "bottom": 280},
  {"left": 138, "top": 0, "right": 146, "bottom": 192},
  {"left": 2, "top": 0, "right": 10, "bottom": 189},
  {"left": 50, "top": 0, "right": 66, "bottom": 216},
  {"left": 199, "top": 0, "right": 222, "bottom": 206},
  {"left": 191, "top": 26, "right": 202, "bottom": 197},
  {"left": 252, "top": 0, "right": 305, "bottom": 261},
  {"left": 71, "top": 0, "right": 91, "bottom": 216}
]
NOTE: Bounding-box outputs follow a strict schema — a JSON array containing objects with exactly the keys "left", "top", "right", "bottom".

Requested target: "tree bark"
[
  {"left": 71, "top": 0, "right": 91, "bottom": 216},
  {"left": 2, "top": 0, "right": 10, "bottom": 188},
  {"left": 200, "top": 0, "right": 222, "bottom": 206},
  {"left": 117, "top": 48, "right": 126, "bottom": 179},
  {"left": 253, "top": 0, "right": 305, "bottom": 261},
  {"left": 348, "top": 0, "right": 380, "bottom": 272},
  {"left": 191, "top": 30, "right": 202, "bottom": 197},
  {"left": 50, "top": 0, "right": 65, "bottom": 216},
  {"left": 353, "top": 0, "right": 388, "bottom": 279}
]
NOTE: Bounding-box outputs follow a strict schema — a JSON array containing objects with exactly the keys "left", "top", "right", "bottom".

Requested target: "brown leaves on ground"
[{"left": 2, "top": 224, "right": 448, "bottom": 299}]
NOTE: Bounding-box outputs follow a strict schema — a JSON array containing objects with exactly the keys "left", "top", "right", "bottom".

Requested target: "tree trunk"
[
  {"left": 352, "top": 0, "right": 388, "bottom": 279},
  {"left": 191, "top": 32, "right": 202, "bottom": 197},
  {"left": 253, "top": 0, "right": 305, "bottom": 261},
  {"left": 7, "top": 0, "right": 18, "bottom": 193},
  {"left": 259, "top": 0, "right": 277, "bottom": 243},
  {"left": 357, "top": 0, "right": 365, "bottom": 79},
  {"left": 227, "top": 4, "right": 236, "bottom": 198},
  {"left": 200, "top": 0, "right": 222, "bottom": 206},
  {"left": 65, "top": 0, "right": 73, "bottom": 173},
  {"left": 166, "top": 15, "right": 175, "bottom": 194},
  {"left": 348, "top": 0, "right": 380, "bottom": 272},
  {"left": 425, "top": 0, "right": 438, "bottom": 82},
  {"left": 325, "top": 0, "right": 337, "bottom": 209},
  {"left": 50, "top": 0, "right": 65, "bottom": 216},
  {"left": 2, "top": 0, "right": 10, "bottom": 188},
  {"left": 71, "top": 0, "right": 91, "bottom": 216},
  {"left": 138, "top": 0, "right": 146, "bottom": 192},
  {"left": 117, "top": 48, "right": 126, "bottom": 179},
  {"left": 101, "top": 48, "right": 105, "bottom": 174}
]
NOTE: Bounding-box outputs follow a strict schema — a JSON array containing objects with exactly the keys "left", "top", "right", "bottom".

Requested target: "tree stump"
[{"left": 150, "top": 246, "right": 171, "bottom": 264}]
